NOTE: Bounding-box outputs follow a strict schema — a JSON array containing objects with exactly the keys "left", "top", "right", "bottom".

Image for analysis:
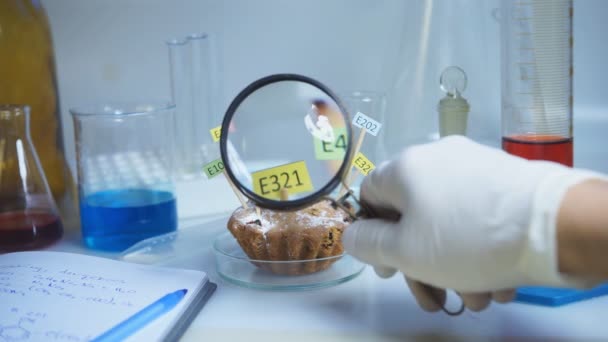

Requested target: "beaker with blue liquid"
[{"left": 71, "top": 103, "right": 177, "bottom": 251}]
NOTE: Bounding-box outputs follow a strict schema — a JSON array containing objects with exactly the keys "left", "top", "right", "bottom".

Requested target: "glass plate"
[{"left": 213, "top": 232, "right": 365, "bottom": 291}]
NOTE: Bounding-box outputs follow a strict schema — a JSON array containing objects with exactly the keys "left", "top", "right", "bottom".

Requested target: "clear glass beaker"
[
  {"left": 500, "top": 0, "right": 573, "bottom": 166},
  {"left": 70, "top": 103, "right": 177, "bottom": 252},
  {"left": 0, "top": 105, "right": 63, "bottom": 252},
  {"left": 342, "top": 91, "right": 387, "bottom": 190}
]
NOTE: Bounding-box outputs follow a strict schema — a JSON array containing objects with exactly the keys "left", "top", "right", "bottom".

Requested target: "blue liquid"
[{"left": 80, "top": 189, "right": 177, "bottom": 251}]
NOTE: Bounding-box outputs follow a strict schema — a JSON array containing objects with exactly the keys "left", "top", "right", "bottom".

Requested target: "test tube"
[
  {"left": 168, "top": 33, "right": 222, "bottom": 179},
  {"left": 188, "top": 34, "right": 221, "bottom": 165},
  {"left": 500, "top": 0, "right": 573, "bottom": 166},
  {"left": 168, "top": 38, "right": 199, "bottom": 178}
]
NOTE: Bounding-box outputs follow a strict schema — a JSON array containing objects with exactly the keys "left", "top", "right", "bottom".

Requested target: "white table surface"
[
  {"left": 47, "top": 114, "right": 608, "bottom": 341},
  {"left": 46, "top": 209, "right": 608, "bottom": 342}
]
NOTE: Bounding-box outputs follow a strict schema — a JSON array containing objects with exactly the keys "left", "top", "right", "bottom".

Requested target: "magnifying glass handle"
[
  {"left": 336, "top": 183, "right": 466, "bottom": 316},
  {"left": 439, "top": 295, "right": 466, "bottom": 316}
]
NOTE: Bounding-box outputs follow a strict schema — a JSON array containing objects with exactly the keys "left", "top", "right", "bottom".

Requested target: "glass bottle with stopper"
[
  {"left": 437, "top": 66, "right": 470, "bottom": 137},
  {"left": 0, "top": 105, "right": 63, "bottom": 252}
]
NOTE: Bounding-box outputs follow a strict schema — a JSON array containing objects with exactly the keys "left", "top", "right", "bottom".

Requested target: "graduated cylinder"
[{"left": 500, "top": 0, "right": 573, "bottom": 166}]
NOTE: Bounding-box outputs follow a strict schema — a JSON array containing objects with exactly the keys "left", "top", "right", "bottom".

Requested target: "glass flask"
[
  {"left": 0, "top": 0, "right": 76, "bottom": 214},
  {"left": 0, "top": 105, "right": 64, "bottom": 252}
]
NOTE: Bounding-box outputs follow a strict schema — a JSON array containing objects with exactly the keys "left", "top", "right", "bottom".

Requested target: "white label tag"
[{"left": 352, "top": 112, "right": 382, "bottom": 136}]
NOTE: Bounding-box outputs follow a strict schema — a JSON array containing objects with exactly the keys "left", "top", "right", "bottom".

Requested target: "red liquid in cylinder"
[
  {"left": 0, "top": 211, "right": 63, "bottom": 252},
  {"left": 502, "top": 135, "right": 573, "bottom": 167}
]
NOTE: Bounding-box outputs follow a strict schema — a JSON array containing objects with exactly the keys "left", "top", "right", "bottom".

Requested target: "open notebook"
[{"left": 0, "top": 251, "right": 216, "bottom": 341}]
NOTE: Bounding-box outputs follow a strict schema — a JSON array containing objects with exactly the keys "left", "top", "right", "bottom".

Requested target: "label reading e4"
[
  {"left": 203, "top": 158, "right": 224, "bottom": 179},
  {"left": 352, "top": 112, "right": 382, "bottom": 136},
  {"left": 252, "top": 161, "right": 313, "bottom": 199},
  {"left": 313, "top": 127, "right": 347, "bottom": 160},
  {"left": 352, "top": 152, "right": 375, "bottom": 176},
  {"left": 210, "top": 125, "right": 222, "bottom": 143}
]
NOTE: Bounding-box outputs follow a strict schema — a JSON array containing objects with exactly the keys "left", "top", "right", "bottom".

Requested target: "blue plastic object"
[{"left": 516, "top": 284, "right": 608, "bottom": 306}]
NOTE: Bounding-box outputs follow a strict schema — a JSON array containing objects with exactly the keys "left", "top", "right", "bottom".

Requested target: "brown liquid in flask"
[
  {"left": 0, "top": 0, "right": 75, "bottom": 215},
  {"left": 0, "top": 105, "right": 63, "bottom": 252}
]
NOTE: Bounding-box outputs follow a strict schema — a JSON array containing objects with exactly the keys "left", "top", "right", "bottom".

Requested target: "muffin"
[{"left": 227, "top": 200, "right": 353, "bottom": 275}]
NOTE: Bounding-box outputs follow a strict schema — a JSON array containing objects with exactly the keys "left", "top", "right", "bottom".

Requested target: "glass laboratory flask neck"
[
  {"left": 0, "top": 104, "right": 30, "bottom": 139},
  {"left": 0, "top": 105, "right": 64, "bottom": 252}
]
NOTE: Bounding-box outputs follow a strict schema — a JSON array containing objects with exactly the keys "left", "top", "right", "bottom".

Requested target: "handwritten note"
[
  {"left": 251, "top": 161, "right": 313, "bottom": 199},
  {"left": 0, "top": 251, "right": 207, "bottom": 342}
]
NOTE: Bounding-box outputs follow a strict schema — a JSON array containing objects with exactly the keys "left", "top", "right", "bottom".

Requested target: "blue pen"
[{"left": 92, "top": 289, "right": 188, "bottom": 342}]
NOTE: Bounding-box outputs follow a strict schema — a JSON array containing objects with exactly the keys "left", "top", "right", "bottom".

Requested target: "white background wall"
[{"left": 44, "top": 0, "right": 608, "bottom": 174}]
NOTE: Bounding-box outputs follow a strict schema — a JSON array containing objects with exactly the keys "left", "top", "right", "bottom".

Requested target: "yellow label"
[
  {"left": 352, "top": 152, "right": 375, "bottom": 176},
  {"left": 210, "top": 125, "right": 222, "bottom": 142},
  {"left": 252, "top": 161, "right": 313, "bottom": 199}
]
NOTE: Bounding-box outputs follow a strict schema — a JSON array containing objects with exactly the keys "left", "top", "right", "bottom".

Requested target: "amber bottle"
[{"left": 0, "top": 0, "right": 75, "bottom": 217}]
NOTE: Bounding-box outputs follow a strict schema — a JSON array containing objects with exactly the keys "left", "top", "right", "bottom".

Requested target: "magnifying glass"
[
  {"left": 219, "top": 74, "right": 354, "bottom": 211},
  {"left": 219, "top": 73, "right": 464, "bottom": 316}
]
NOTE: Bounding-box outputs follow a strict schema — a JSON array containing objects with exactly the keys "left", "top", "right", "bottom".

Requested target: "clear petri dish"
[{"left": 213, "top": 232, "right": 365, "bottom": 291}]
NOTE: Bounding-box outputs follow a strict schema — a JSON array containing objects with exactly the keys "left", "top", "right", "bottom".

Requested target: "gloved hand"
[{"left": 343, "top": 136, "right": 601, "bottom": 311}]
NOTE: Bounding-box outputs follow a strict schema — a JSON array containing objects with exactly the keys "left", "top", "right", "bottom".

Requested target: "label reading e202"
[
  {"left": 352, "top": 112, "right": 382, "bottom": 136},
  {"left": 252, "top": 161, "right": 313, "bottom": 199}
]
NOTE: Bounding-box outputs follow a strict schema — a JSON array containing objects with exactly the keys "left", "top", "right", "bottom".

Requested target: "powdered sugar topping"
[{"left": 231, "top": 200, "right": 351, "bottom": 234}]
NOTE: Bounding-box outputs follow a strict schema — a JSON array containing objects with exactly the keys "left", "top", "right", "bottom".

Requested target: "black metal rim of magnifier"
[{"left": 220, "top": 73, "right": 353, "bottom": 211}]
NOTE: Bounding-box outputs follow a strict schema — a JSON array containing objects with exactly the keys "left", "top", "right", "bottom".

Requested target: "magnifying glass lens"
[{"left": 220, "top": 76, "right": 352, "bottom": 210}]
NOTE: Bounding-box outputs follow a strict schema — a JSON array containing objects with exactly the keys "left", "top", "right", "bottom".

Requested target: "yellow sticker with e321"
[{"left": 251, "top": 161, "right": 313, "bottom": 199}]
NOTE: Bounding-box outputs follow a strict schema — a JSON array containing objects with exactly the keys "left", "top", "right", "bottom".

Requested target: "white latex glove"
[{"left": 343, "top": 136, "right": 602, "bottom": 312}]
